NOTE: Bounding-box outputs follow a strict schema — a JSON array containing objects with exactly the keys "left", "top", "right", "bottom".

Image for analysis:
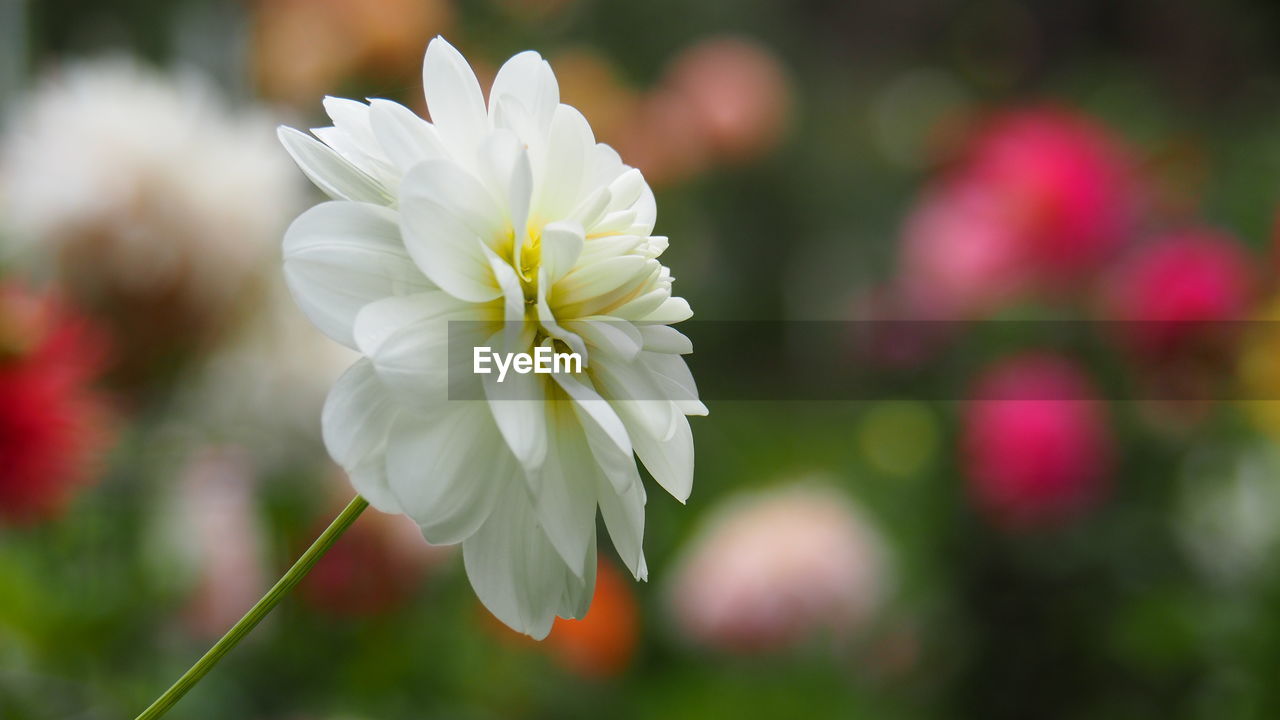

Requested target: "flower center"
[{"left": 511, "top": 225, "right": 543, "bottom": 304}]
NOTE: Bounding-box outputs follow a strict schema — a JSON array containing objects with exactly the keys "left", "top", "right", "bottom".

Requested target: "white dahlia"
[{"left": 278, "top": 37, "right": 704, "bottom": 637}]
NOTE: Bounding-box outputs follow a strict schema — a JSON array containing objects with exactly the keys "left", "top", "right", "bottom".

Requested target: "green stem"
[{"left": 135, "top": 494, "right": 369, "bottom": 720}]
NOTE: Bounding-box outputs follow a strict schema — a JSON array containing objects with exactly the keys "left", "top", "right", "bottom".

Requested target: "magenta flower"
[{"left": 963, "top": 354, "right": 1112, "bottom": 530}]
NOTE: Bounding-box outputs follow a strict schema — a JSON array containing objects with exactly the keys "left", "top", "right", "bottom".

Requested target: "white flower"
[
  {"left": 0, "top": 58, "right": 300, "bottom": 307},
  {"left": 278, "top": 37, "right": 705, "bottom": 638},
  {"left": 1177, "top": 445, "right": 1280, "bottom": 588}
]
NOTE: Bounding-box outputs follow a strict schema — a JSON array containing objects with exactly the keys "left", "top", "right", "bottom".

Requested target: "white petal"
[
  {"left": 569, "top": 186, "right": 612, "bottom": 230},
  {"left": 535, "top": 268, "right": 588, "bottom": 359},
  {"left": 605, "top": 168, "right": 644, "bottom": 213},
  {"left": 612, "top": 288, "right": 671, "bottom": 320},
  {"left": 531, "top": 403, "right": 601, "bottom": 577},
  {"left": 554, "top": 255, "right": 648, "bottom": 308},
  {"left": 473, "top": 129, "right": 522, "bottom": 214},
  {"left": 368, "top": 98, "right": 447, "bottom": 174},
  {"left": 463, "top": 487, "right": 582, "bottom": 639},
  {"left": 312, "top": 125, "right": 392, "bottom": 187},
  {"left": 489, "top": 51, "right": 559, "bottom": 134},
  {"left": 628, "top": 183, "right": 658, "bottom": 236},
  {"left": 564, "top": 376, "right": 641, "bottom": 497},
  {"left": 592, "top": 208, "right": 638, "bottom": 235},
  {"left": 589, "top": 353, "right": 679, "bottom": 454},
  {"left": 322, "top": 359, "right": 402, "bottom": 513},
  {"left": 589, "top": 143, "right": 627, "bottom": 188},
  {"left": 564, "top": 317, "right": 643, "bottom": 361},
  {"left": 595, "top": 466, "right": 647, "bottom": 580},
  {"left": 641, "top": 295, "right": 694, "bottom": 324},
  {"left": 550, "top": 368, "right": 632, "bottom": 458},
  {"left": 638, "top": 325, "right": 693, "bottom": 354},
  {"left": 539, "top": 220, "right": 584, "bottom": 285},
  {"left": 324, "top": 97, "right": 378, "bottom": 144},
  {"left": 557, "top": 258, "right": 659, "bottom": 319},
  {"left": 509, "top": 148, "right": 534, "bottom": 271},
  {"left": 482, "top": 333, "right": 549, "bottom": 474},
  {"left": 422, "top": 37, "right": 488, "bottom": 160},
  {"left": 354, "top": 292, "right": 496, "bottom": 404},
  {"left": 403, "top": 159, "right": 506, "bottom": 247},
  {"left": 400, "top": 163, "right": 502, "bottom": 302},
  {"left": 490, "top": 94, "right": 539, "bottom": 151},
  {"left": 385, "top": 402, "right": 512, "bottom": 544},
  {"left": 561, "top": 539, "right": 597, "bottom": 619},
  {"left": 278, "top": 126, "right": 389, "bottom": 204},
  {"left": 632, "top": 411, "right": 695, "bottom": 503},
  {"left": 533, "top": 105, "right": 594, "bottom": 222},
  {"left": 636, "top": 235, "right": 669, "bottom": 259},
  {"left": 320, "top": 97, "right": 393, "bottom": 183},
  {"left": 283, "top": 201, "right": 429, "bottom": 349},
  {"left": 641, "top": 351, "right": 707, "bottom": 416},
  {"left": 578, "top": 235, "right": 644, "bottom": 263},
  {"left": 484, "top": 245, "right": 527, "bottom": 325}
]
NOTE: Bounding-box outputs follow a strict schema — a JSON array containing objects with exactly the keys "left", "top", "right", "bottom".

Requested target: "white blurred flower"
[
  {"left": 1177, "top": 444, "right": 1280, "bottom": 588},
  {"left": 668, "top": 482, "right": 888, "bottom": 652},
  {"left": 278, "top": 37, "right": 704, "bottom": 638},
  {"left": 0, "top": 58, "right": 300, "bottom": 316},
  {"left": 175, "top": 276, "right": 359, "bottom": 467}
]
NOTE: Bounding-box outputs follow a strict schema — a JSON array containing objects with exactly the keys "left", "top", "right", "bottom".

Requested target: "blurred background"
[{"left": 4, "top": 0, "right": 1280, "bottom": 717}]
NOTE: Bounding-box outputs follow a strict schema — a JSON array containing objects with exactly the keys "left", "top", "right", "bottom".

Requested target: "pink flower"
[
  {"left": 900, "top": 107, "right": 1139, "bottom": 316},
  {"left": 963, "top": 354, "right": 1112, "bottom": 530},
  {"left": 0, "top": 284, "right": 114, "bottom": 523},
  {"left": 166, "top": 447, "right": 269, "bottom": 639},
  {"left": 668, "top": 483, "right": 887, "bottom": 653},
  {"left": 663, "top": 36, "right": 790, "bottom": 163},
  {"left": 1101, "top": 229, "right": 1253, "bottom": 357},
  {"left": 899, "top": 180, "right": 1031, "bottom": 318},
  {"left": 613, "top": 36, "right": 790, "bottom": 186},
  {"left": 962, "top": 109, "right": 1138, "bottom": 275}
]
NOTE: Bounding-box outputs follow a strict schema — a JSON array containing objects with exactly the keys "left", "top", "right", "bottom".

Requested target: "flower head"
[
  {"left": 962, "top": 354, "right": 1112, "bottom": 530},
  {"left": 0, "top": 284, "right": 114, "bottom": 523},
  {"left": 278, "top": 37, "right": 703, "bottom": 638},
  {"left": 667, "top": 482, "right": 888, "bottom": 652},
  {"left": 0, "top": 59, "right": 302, "bottom": 386},
  {"left": 899, "top": 107, "right": 1139, "bottom": 316},
  {"left": 1101, "top": 228, "right": 1253, "bottom": 357}
]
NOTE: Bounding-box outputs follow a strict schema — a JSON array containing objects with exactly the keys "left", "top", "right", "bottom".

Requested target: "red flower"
[
  {"left": 0, "top": 284, "right": 114, "bottom": 523},
  {"left": 299, "top": 504, "right": 447, "bottom": 616},
  {"left": 901, "top": 107, "right": 1140, "bottom": 316},
  {"left": 963, "top": 354, "right": 1112, "bottom": 530},
  {"left": 962, "top": 109, "right": 1139, "bottom": 276},
  {"left": 1101, "top": 229, "right": 1253, "bottom": 357}
]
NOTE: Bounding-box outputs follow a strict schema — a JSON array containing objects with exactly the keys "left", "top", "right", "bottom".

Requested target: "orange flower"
[
  {"left": 252, "top": 0, "right": 454, "bottom": 105},
  {"left": 544, "top": 560, "right": 639, "bottom": 677}
]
